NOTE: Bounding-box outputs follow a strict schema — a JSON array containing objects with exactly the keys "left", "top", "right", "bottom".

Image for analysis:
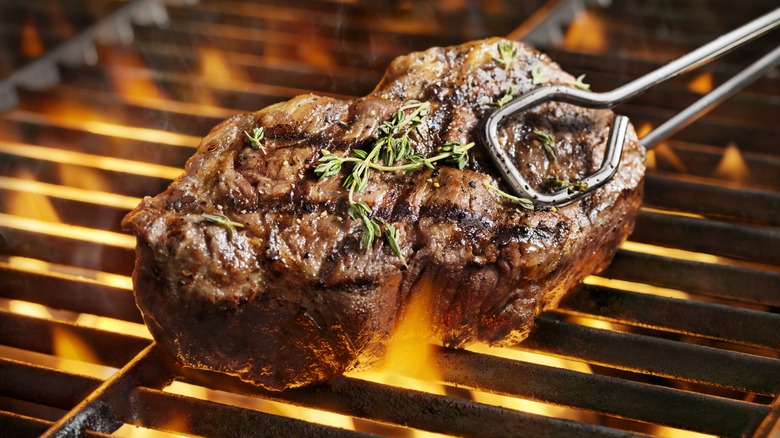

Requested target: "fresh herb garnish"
[
  {"left": 492, "top": 41, "right": 518, "bottom": 70},
  {"left": 482, "top": 182, "right": 534, "bottom": 210},
  {"left": 201, "top": 213, "right": 244, "bottom": 239},
  {"left": 564, "top": 74, "right": 591, "bottom": 91},
  {"left": 546, "top": 178, "right": 588, "bottom": 192},
  {"left": 380, "top": 219, "right": 406, "bottom": 267},
  {"left": 360, "top": 216, "right": 381, "bottom": 249},
  {"left": 245, "top": 127, "right": 265, "bottom": 151},
  {"left": 315, "top": 101, "right": 475, "bottom": 262},
  {"left": 487, "top": 85, "right": 515, "bottom": 108},
  {"left": 533, "top": 128, "right": 557, "bottom": 164},
  {"left": 375, "top": 100, "right": 430, "bottom": 166},
  {"left": 531, "top": 64, "right": 549, "bottom": 85}
]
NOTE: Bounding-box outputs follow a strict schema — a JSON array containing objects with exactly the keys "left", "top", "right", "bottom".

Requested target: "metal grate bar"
[
  {"left": 647, "top": 141, "right": 780, "bottom": 191},
  {"left": 548, "top": 49, "right": 779, "bottom": 90},
  {"left": 558, "top": 285, "right": 780, "bottom": 351},
  {"left": 174, "top": 366, "right": 644, "bottom": 438},
  {"left": 0, "top": 223, "right": 134, "bottom": 276},
  {"left": 40, "top": 344, "right": 169, "bottom": 437},
  {"left": 521, "top": 315, "right": 780, "bottom": 394},
  {"left": 601, "top": 249, "right": 780, "bottom": 307},
  {"left": 617, "top": 104, "right": 778, "bottom": 154},
  {"left": 131, "top": 386, "right": 377, "bottom": 438},
  {"left": 0, "top": 358, "right": 102, "bottom": 412},
  {"left": 632, "top": 210, "right": 780, "bottom": 265},
  {"left": 0, "top": 117, "right": 193, "bottom": 167},
  {"left": 435, "top": 346, "right": 769, "bottom": 437},
  {"left": 0, "top": 310, "right": 150, "bottom": 368},
  {"left": 643, "top": 175, "right": 780, "bottom": 226},
  {"left": 1, "top": 357, "right": 373, "bottom": 438},
  {"left": 0, "top": 410, "right": 112, "bottom": 438},
  {"left": 0, "top": 267, "right": 142, "bottom": 324}
]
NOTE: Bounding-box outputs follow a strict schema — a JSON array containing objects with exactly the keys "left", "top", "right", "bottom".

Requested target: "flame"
[
  {"left": 105, "top": 50, "right": 168, "bottom": 101},
  {"left": 652, "top": 142, "right": 687, "bottom": 173},
  {"left": 5, "top": 170, "right": 61, "bottom": 223},
  {"left": 376, "top": 271, "right": 441, "bottom": 383},
  {"left": 200, "top": 46, "right": 247, "bottom": 84},
  {"left": 345, "top": 272, "right": 450, "bottom": 437},
  {"left": 21, "top": 15, "right": 45, "bottom": 59},
  {"left": 713, "top": 142, "right": 748, "bottom": 182},
  {"left": 563, "top": 10, "right": 608, "bottom": 53},
  {"left": 51, "top": 325, "right": 103, "bottom": 365},
  {"left": 645, "top": 149, "right": 657, "bottom": 170},
  {"left": 687, "top": 71, "right": 714, "bottom": 94},
  {"left": 637, "top": 122, "right": 654, "bottom": 138}
]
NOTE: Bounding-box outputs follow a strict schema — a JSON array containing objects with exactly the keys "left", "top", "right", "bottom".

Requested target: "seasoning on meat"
[{"left": 122, "top": 38, "right": 645, "bottom": 391}]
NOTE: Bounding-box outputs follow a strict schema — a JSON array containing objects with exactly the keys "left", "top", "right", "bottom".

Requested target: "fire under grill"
[{"left": 0, "top": 0, "right": 779, "bottom": 436}]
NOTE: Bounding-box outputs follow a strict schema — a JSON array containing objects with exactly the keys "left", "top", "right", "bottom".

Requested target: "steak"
[{"left": 122, "top": 38, "right": 645, "bottom": 390}]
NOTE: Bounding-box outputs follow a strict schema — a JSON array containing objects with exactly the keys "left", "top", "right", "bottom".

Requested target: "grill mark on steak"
[{"left": 122, "top": 38, "right": 645, "bottom": 390}]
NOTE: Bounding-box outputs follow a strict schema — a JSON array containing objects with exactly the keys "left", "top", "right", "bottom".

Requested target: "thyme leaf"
[
  {"left": 533, "top": 128, "right": 557, "bottom": 164},
  {"left": 245, "top": 127, "right": 265, "bottom": 151},
  {"left": 492, "top": 41, "right": 518, "bottom": 70},
  {"left": 531, "top": 64, "right": 549, "bottom": 85},
  {"left": 546, "top": 178, "right": 589, "bottom": 192},
  {"left": 487, "top": 85, "right": 515, "bottom": 108},
  {"left": 201, "top": 213, "right": 244, "bottom": 239},
  {"left": 564, "top": 74, "right": 591, "bottom": 91},
  {"left": 482, "top": 182, "right": 534, "bottom": 210},
  {"left": 360, "top": 217, "right": 381, "bottom": 249},
  {"left": 383, "top": 221, "right": 406, "bottom": 267}
]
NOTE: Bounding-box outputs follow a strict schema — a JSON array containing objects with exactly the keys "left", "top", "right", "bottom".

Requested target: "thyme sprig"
[
  {"left": 315, "top": 100, "right": 475, "bottom": 262},
  {"left": 492, "top": 41, "right": 518, "bottom": 70},
  {"left": 201, "top": 213, "right": 244, "bottom": 239},
  {"left": 564, "top": 74, "right": 591, "bottom": 91},
  {"left": 546, "top": 178, "right": 588, "bottom": 192},
  {"left": 316, "top": 141, "right": 476, "bottom": 187},
  {"left": 487, "top": 85, "right": 515, "bottom": 108},
  {"left": 245, "top": 127, "right": 265, "bottom": 151},
  {"left": 531, "top": 64, "right": 549, "bottom": 85},
  {"left": 533, "top": 128, "right": 557, "bottom": 164},
  {"left": 375, "top": 100, "right": 430, "bottom": 166},
  {"left": 482, "top": 182, "right": 534, "bottom": 210}
]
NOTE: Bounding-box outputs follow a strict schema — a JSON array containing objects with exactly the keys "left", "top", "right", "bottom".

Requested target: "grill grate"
[{"left": 1, "top": 0, "right": 779, "bottom": 437}]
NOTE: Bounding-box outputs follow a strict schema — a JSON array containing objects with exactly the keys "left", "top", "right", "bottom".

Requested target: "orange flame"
[
  {"left": 713, "top": 142, "right": 748, "bottom": 182},
  {"left": 200, "top": 46, "right": 247, "bottom": 84},
  {"left": 104, "top": 50, "right": 168, "bottom": 102},
  {"left": 563, "top": 10, "right": 608, "bottom": 53},
  {"left": 5, "top": 170, "right": 61, "bottom": 223},
  {"left": 21, "top": 15, "right": 45, "bottom": 59},
  {"left": 687, "top": 71, "right": 714, "bottom": 94},
  {"left": 652, "top": 142, "right": 687, "bottom": 173}
]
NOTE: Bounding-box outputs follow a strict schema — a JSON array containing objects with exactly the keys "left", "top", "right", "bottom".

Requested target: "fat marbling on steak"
[{"left": 122, "top": 38, "right": 645, "bottom": 390}]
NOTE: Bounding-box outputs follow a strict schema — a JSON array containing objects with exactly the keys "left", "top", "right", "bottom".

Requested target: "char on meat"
[{"left": 122, "top": 38, "right": 645, "bottom": 390}]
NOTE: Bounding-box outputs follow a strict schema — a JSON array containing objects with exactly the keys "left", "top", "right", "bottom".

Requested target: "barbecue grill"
[{"left": 1, "top": 0, "right": 779, "bottom": 437}]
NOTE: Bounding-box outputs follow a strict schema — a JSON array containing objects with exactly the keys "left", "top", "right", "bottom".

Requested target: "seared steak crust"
[{"left": 122, "top": 38, "right": 645, "bottom": 390}]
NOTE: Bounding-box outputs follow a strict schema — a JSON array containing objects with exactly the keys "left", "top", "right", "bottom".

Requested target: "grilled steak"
[{"left": 122, "top": 38, "right": 645, "bottom": 390}]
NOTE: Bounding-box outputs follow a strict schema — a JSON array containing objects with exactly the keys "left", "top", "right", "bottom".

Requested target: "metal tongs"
[{"left": 484, "top": 7, "right": 780, "bottom": 207}]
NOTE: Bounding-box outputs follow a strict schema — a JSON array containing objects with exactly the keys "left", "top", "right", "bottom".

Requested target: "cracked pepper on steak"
[{"left": 122, "top": 38, "right": 645, "bottom": 390}]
